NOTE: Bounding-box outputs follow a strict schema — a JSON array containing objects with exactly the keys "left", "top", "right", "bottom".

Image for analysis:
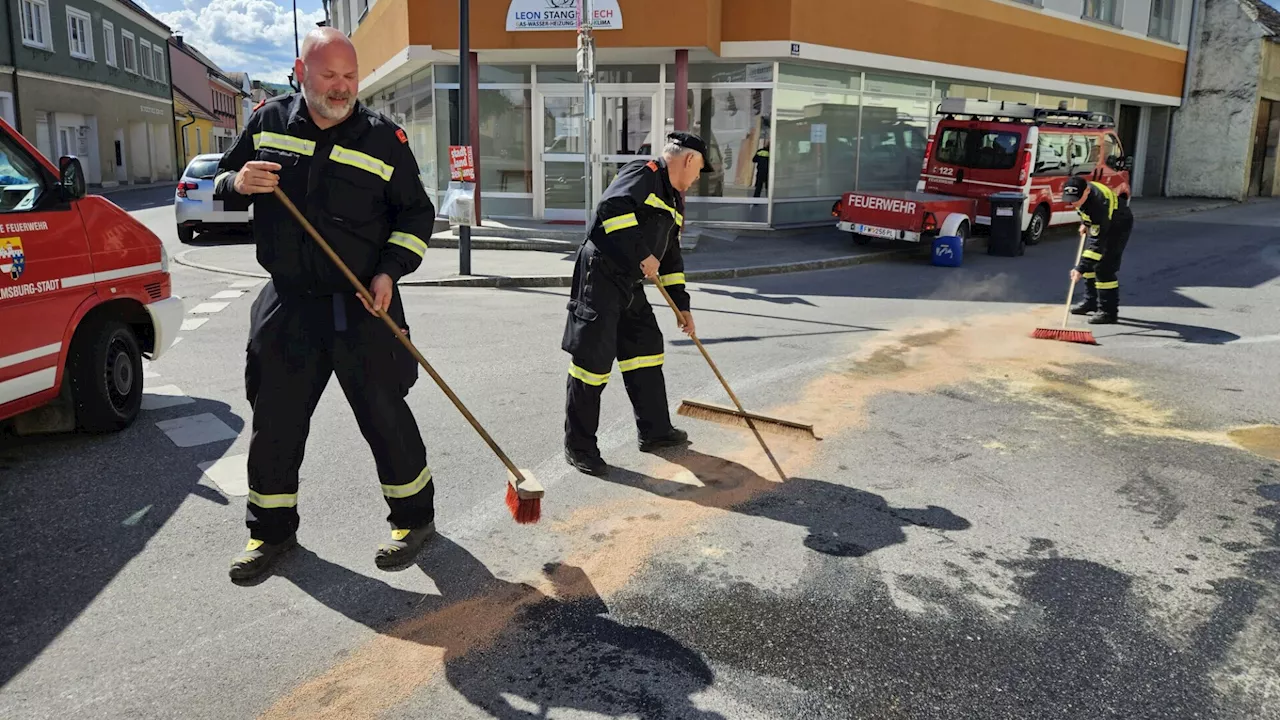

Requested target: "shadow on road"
[
  {"left": 274, "top": 537, "right": 723, "bottom": 719},
  {"left": 602, "top": 449, "right": 971, "bottom": 557},
  {"left": 1107, "top": 318, "right": 1242, "bottom": 345},
  {"left": 0, "top": 396, "right": 244, "bottom": 687}
]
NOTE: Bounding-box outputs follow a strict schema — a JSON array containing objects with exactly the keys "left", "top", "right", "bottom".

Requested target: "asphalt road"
[{"left": 2, "top": 194, "right": 1279, "bottom": 720}]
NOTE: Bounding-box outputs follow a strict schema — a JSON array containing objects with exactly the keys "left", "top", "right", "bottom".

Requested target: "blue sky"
[{"left": 138, "top": 0, "right": 327, "bottom": 82}]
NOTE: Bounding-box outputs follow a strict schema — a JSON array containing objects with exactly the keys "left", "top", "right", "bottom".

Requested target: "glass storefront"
[{"left": 365, "top": 60, "right": 1119, "bottom": 227}]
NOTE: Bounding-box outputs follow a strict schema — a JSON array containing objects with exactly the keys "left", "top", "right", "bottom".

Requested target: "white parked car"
[{"left": 175, "top": 153, "right": 252, "bottom": 242}]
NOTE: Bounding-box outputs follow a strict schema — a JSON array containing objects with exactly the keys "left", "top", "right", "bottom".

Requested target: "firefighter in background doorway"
[
  {"left": 752, "top": 140, "right": 770, "bottom": 198},
  {"left": 1063, "top": 176, "right": 1134, "bottom": 325}
]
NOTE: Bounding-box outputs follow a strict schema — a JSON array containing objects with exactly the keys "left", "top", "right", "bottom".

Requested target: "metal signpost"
[
  {"left": 578, "top": 0, "right": 595, "bottom": 215},
  {"left": 459, "top": 0, "right": 472, "bottom": 275}
]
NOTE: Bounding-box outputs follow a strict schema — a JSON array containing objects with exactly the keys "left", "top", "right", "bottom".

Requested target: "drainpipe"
[
  {"left": 178, "top": 110, "right": 196, "bottom": 165},
  {"left": 4, "top": 0, "right": 21, "bottom": 134},
  {"left": 1164, "top": 0, "right": 1202, "bottom": 197}
]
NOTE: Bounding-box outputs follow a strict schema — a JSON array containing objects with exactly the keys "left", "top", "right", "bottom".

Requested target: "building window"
[
  {"left": 122, "top": 30, "right": 137, "bottom": 73},
  {"left": 139, "top": 39, "right": 153, "bottom": 79},
  {"left": 1149, "top": 0, "right": 1176, "bottom": 41},
  {"left": 66, "top": 7, "right": 93, "bottom": 60},
  {"left": 153, "top": 45, "right": 164, "bottom": 82},
  {"left": 1083, "top": 0, "right": 1117, "bottom": 25},
  {"left": 103, "top": 20, "right": 116, "bottom": 67},
  {"left": 21, "top": 0, "right": 51, "bottom": 50}
]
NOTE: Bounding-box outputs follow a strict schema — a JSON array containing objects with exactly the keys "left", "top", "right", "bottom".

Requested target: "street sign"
[
  {"left": 449, "top": 145, "right": 475, "bottom": 182},
  {"left": 810, "top": 123, "right": 827, "bottom": 144},
  {"left": 506, "top": 0, "right": 622, "bottom": 31}
]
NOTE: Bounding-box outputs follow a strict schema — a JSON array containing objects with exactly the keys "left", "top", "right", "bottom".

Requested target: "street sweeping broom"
[{"left": 272, "top": 188, "right": 544, "bottom": 524}]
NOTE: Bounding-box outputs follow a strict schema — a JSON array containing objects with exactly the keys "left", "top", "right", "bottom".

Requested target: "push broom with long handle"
[
  {"left": 648, "top": 276, "right": 798, "bottom": 482},
  {"left": 1032, "top": 225, "right": 1098, "bottom": 346},
  {"left": 270, "top": 187, "right": 544, "bottom": 523}
]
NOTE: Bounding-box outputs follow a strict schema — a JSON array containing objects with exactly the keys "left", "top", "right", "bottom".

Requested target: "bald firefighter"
[
  {"left": 1063, "top": 176, "right": 1133, "bottom": 324},
  {"left": 562, "top": 132, "right": 714, "bottom": 476}
]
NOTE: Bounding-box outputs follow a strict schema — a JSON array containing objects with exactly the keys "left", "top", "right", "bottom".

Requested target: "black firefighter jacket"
[
  {"left": 586, "top": 157, "right": 691, "bottom": 312},
  {"left": 213, "top": 93, "right": 435, "bottom": 298}
]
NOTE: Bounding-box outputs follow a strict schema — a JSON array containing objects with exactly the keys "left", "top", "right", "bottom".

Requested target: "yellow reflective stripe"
[
  {"left": 602, "top": 213, "right": 638, "bottom": 233},
  {"left": 382, "top": 467, "right": 431, "bottom": 499},
  {"left": 757, "top": 151, "right": 769, "bottom": 157},
  {"left": 1082, "top": 272, "right": 1096, "bottom": 279},
  {"left": 1090, "top": 181, "right": 1118, "bottom": 216},
  {"left": 1082, "top": 250, "right": 1103, "bottom": 261},
  {"left": 330, "top": 145, "right": 394, "bottom": 181},
  {"left": 388, "top": 231, "right": 427, "bottom": 258},
  {"left": 658, "top": 272, "right": 685, "bottom": 287},
  {"left": 253, "top": 131, "right": 316, "bottom": 156},
  {"left": 1094, "top": 280, "right": 1119, "bottom": 289},
  {"left": 248, "top": 490, "right": 298, "bottom": 509},
  {"left": 645, "top": 193, "right": 683, "bottom": 227},
  {"left": 618, "top": 353, "right": 664, "bottom": 372},
  {"left": 568, "top": 364, "right": 610, "bottom": 386}
]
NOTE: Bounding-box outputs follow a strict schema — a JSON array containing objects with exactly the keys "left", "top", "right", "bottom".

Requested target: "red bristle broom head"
[
  {"left": 1031, "top": 327, "right": 1098, "bottom": 345},
  {"left": 506, "top": 470, "right": 544, "bottom": 525}
]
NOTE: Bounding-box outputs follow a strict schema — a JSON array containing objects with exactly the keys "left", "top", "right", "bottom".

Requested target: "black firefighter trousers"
[
  {"left": 243, "top": 281, "right": 433, "bottom": 544},
  {"left": 1082, "top": 208, "right": 1134, "bottom": 315},
  {"left": 562, "top": 244, "right": 675, "bottom": 457}
]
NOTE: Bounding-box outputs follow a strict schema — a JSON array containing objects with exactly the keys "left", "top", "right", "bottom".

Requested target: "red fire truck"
[{"left": 833, "top": 98, "right": 1132, "bottom": 254}]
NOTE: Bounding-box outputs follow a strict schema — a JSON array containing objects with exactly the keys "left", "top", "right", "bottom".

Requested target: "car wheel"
[
  {"left": 1023, "top": 206, "right": 1049, "bottom": 246},
  {"left": 177, "top": 224, "right": 195, "bottom": 243},
  {"left": 68, "top": 315, "right": 143, "bottom": 433}
]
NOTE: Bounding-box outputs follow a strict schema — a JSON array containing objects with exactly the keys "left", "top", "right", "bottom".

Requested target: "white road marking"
[
  {"left": 180, "top": 318, "right": 208, "bottom": 331},
  {"left": 209, "top": 290, "right": 245, "bottom": 300},
  {"left": 156, "top": 413, "right": 238, "bottom": 447},
  {"left": 171, "top": 337, "right": 184, "bottom": 347},
  {"left": 122, "top": 505, "right": 152, "bottom": 526},
  {"left": 140, "top": 385, "right": 195, "bottom": 411},
  {"left": 144, "top": 370, "right": 161, "bottom": 379},
  {"left": 190, "top": 302, "right": 230, "bottom": 314},
  {"left": 199, "top": 454, "right": 249, "bottom": 497},
  {"left": 230, "top": 279, "right": 263, "bottom": 289}
]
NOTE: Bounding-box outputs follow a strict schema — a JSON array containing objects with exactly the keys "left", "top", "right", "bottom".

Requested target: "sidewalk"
[
  {"left": 90, "top": 180, "right": 175, "bottom": 196},
  {"left": 172, "top": 196, "right": 1246, "bottom": 288},
  {"left": 173, "top": 225, "right": 909, "bottom": 288}
]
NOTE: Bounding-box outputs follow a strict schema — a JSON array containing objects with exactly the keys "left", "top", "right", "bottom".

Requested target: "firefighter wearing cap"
[
  {"left": 562, "top": 132, "right": 714, "bottom": 476},
  {"left": 1062, "top": 176, "right": 1133, "bottom": 324}
]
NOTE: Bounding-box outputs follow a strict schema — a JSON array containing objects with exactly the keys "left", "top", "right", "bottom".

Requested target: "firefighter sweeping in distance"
[
  {"left": 562, "top": 132, "right": 715, "bottom": 476},
  {"left": 214, "top": 27, "right": 439, "bottom": 581},
  {"left": 1063, "top": 176, "right": 1134, "bottom": 325}
]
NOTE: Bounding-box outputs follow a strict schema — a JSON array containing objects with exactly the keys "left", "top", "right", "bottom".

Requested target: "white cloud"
[{"left": 154, "top": 0, "right": 326, "bottom": 83}]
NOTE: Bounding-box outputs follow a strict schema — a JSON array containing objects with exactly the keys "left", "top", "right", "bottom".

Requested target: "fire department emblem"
[{"left": 0, "top": 236, "right": 23, "bottom": 280}]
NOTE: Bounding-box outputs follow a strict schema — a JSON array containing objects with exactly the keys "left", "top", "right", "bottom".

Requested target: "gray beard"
[{"left": 303, "top": 85, "right": 354, "bottom": 122}]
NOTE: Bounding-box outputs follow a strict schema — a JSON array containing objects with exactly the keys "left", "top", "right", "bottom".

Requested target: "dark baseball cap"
[
  {"left": 1062, "top": 176, "right": 1089, "bottom": 202},
  {"left": 667, "top": 132, "right": 714, "bottom": 173}
]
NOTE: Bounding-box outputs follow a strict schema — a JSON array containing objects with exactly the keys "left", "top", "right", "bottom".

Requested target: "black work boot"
[
  {"left": 1070, "top": 299, "right": 1097, "bottom": 315},
  {"left": 1088, "top": 312, "right": 1118, "bottom": 325},
  {"left": 229, "top": 534, "right": 297, "bottom": 582},
  {"left": 639, "top": 427, "right": 690, "bottom": 453},
  {"left": 565, "top": 446, "right": 608, "bottom": 476},
  {"left": 375, "top": 522, "right": 436, "bottom": 569}
]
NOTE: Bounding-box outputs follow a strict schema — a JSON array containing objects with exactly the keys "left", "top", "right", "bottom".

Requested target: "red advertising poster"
[{"left": 449, "top": 145, "right": 475, "bottom": 182}]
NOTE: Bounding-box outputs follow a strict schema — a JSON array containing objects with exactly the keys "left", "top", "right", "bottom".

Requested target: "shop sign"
[
  {"left": 449, "top": 145, "right": 475, "bottom": 182},
  {"left": 506, "top": 0, "right": 623, "bottom": 31}
]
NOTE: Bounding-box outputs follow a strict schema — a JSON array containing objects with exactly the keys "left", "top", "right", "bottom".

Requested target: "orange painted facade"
[{"left": 352, "top": 0, "right": 1185, "bottom": 100}]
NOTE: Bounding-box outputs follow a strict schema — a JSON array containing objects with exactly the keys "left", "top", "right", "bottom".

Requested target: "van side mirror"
[{"left": 59, "top": 156, "right": 85, "bottom": 200}]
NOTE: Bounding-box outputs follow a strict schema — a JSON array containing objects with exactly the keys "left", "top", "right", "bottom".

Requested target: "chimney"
[{"left": 175, "top": 33, "right": 184, "bottom": 47}]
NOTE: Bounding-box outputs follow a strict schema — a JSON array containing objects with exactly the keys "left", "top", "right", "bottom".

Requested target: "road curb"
[
  {"left": 1131, "top": 200, "right": 1237, "bottom": 220},
  {"left": 172, "top": 247, "right": 915, "bottom": 288}
]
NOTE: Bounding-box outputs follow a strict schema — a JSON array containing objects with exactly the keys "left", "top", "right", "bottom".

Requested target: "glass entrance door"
[
  {"left": 539, "top": 91, "right": 588, "bottom": 222},
  {"left": 536, "top": 88, "right": 659, "bottom": 221},
  {"left": 596, "top": 92, "right": 657, "bottom": 197}
]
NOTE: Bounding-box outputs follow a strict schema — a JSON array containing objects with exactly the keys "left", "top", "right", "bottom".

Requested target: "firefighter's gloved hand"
[
  {"left": 233, "top": 161, "right": 282, "bottom": 195},
  {"left": 359, "top": 273, "right": 394, "bottom": 315},
  {"left": 640, "top": 254, "right": 660, "bottom": 280}
]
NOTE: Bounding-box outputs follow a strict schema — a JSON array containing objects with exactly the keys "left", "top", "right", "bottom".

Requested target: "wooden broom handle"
[
  {"left": 269, "top": 188, "right": 528, "bottom": 485},
  {"left": 649, "top": 276, "right": 788, "bottom": 481},
  {"left": 1063, "top": 227, "right": 1088, "bottom": 329}
]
